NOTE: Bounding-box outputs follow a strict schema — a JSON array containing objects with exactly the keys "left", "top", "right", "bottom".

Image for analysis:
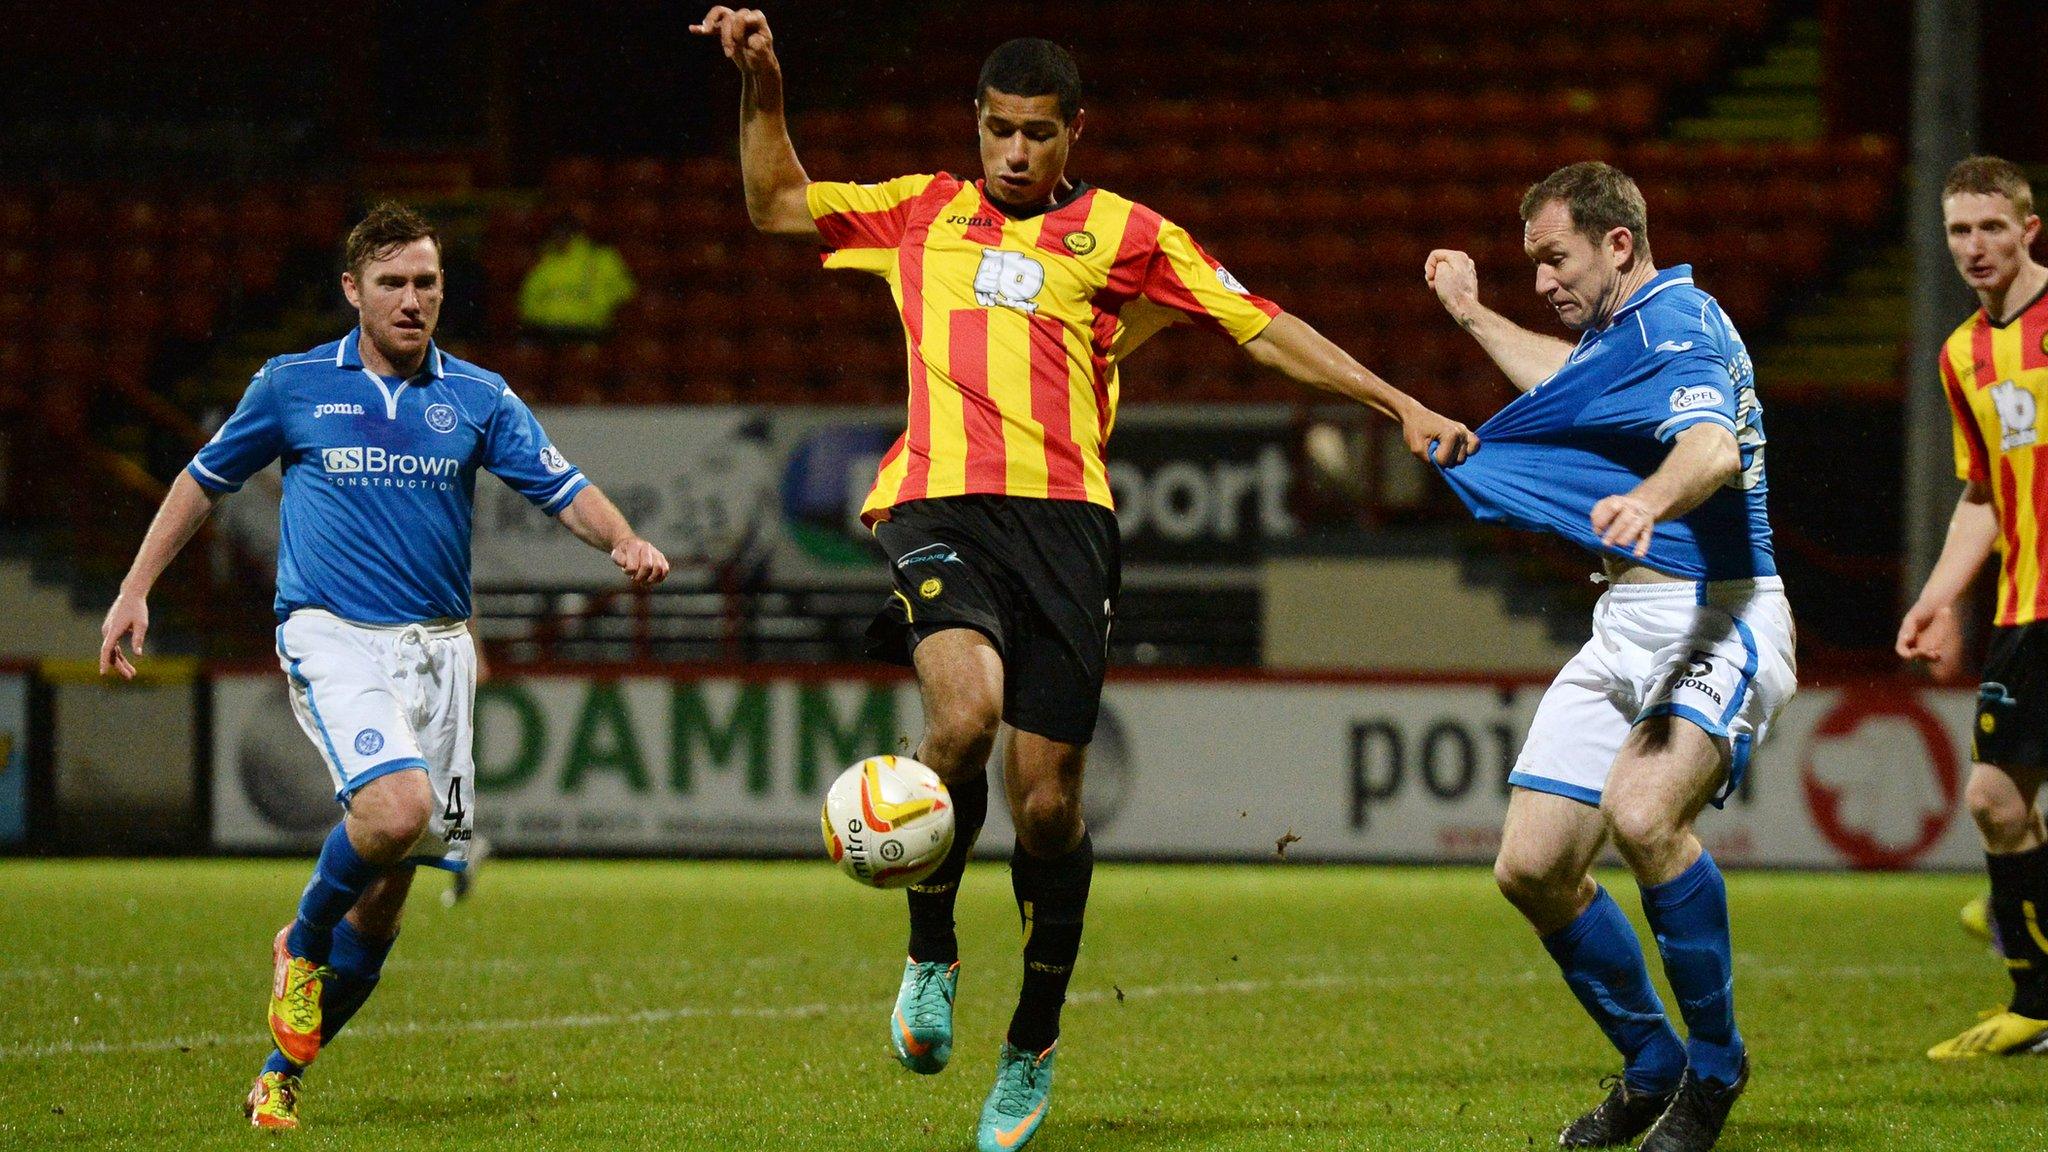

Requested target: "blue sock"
[
  {"left": 286, "top": 824, "right": 382, "bottom": 965},
  {"left": 1542, "top": 886, "right": 1687, "bottom": 1093},
  {"left": 257, "top": 919, "right": 397, "bottom": 1083},
  {"left": 318, "top": 918, "right": 397, "bottom": 1046},
  {"left": 1640, "top": 850, "right": 1744, "bottom": 1086}
]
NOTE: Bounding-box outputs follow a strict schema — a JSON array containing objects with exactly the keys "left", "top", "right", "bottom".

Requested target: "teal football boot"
[
  {"left": 890, "top": 959, "right": 959, "bottom": 1074},
  {"left": 977, "top": 1041, "right": 1056, "bottom": 1152}
]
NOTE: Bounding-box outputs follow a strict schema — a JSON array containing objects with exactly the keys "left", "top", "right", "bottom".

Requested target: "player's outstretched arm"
[
  {"left": 1897, "top": 484, "right": 1997, "bottom": 677},
  {"left": 558, "top": 484, "right": 671, "bottom": 586},
  {"left": 99, "top": 471, "right": 223, "bottom": 679},
  {"left": 1424, "top": 249, "right": 1571, "bottom": 391},
  {"left": 1589, "top": 422, "right": 1740, "bottom": 557},
  {"left": 690, "top": 7, "right": 819, "bottom": 238},
  {"left": 1243, "top": 312, "right": 1478, "bottom": 466}
]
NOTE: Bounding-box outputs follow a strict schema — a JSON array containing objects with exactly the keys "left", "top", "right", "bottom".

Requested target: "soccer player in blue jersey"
[
  {"left": 96, "top": 202, "right": 670, "bottom": 1130},
  {"left": 1423, "top": 164, "right": 1795, "bottom": 1152}
]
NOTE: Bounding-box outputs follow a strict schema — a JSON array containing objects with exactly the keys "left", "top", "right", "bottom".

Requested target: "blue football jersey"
[
  {"left": 188, "top": 331, "right": 589, "bottom": 623},
  {"left": 1438, "top": 265, "right": 1775, "bottom": 581}
]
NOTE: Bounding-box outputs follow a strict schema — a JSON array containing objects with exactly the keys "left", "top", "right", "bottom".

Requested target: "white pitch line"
[
  {"left": 0, "top": 970, "right": 1462, "bottom": 1063},
  {"left": 0, "top": 951, "right": 812, "bottom": 985},
  {"left": 0, "top": 956, "right": 1979, "bottom": 1063}
]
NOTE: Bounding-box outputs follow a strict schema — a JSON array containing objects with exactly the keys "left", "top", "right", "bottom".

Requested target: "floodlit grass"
[{"left": 0, "top": 859, "right": 2032, "bottom": 1150}]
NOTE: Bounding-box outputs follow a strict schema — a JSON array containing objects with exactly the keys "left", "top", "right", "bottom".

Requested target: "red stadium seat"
[
  {"left": 233, "top": 190, "right": 291, "bottom": 248},
  {"left": 611, "top": 158, "right": 675, "bottom": 197},
  {"left": 0, "top": 292, "right": 33, "bottom": 336},
  {"left": 296, "top": 187, "right": 351, "bottom": 250},
  {"left": 165, "top": 295, "right": 219, "bottom": 343},
  {"left": 495, "top": 343, "right": 555, "bottom": 399},
  {"left": 50, "top": 247, "right": 102, "bottom": 289},
  {"left": 0, "top": 194, "right": 32, "bottom": 246},
  {"left": 104, "top": 290, "right": 166, "bottom": 340},
  {"left": 544, "top": 157, "right": 606, "bottom": 196},
  {"left": 42, "top": 188, "right": 99, "bottom": 241},
  {"left": 171, "top": 199, "right": 228, "bottom": 247},
  {"left": 110, "top": 199, "right": 167, "bottom": 248}
]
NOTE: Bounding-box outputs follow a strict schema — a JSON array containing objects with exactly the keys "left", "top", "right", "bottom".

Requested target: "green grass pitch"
[{"left": 0, "top": 859, "right": 2036, "bottom": 1150}]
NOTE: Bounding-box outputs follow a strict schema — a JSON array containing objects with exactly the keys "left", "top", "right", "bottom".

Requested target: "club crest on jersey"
[
  {"left": 1062, "top": 230, "right": 1097, "bottom": 255},
  {"left": 973, "top": 249, "right": 1044, "bottom": 314},
  {"left": 1990, "top": 380, "right": 2038, "bottom": 451},
  {"left": 1669, "top": 385, "right": 1724, "bottom": 412},
  {"left": 313, "top": 403, "right": 364, "bottom": 419},
  {"left": 424, "top": 403, "right": 457, "bottom": 433}
]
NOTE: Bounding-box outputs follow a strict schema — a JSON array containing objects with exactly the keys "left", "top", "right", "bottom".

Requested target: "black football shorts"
[
  {"left": 1976, "top": 623, "right": 2048, "bottom": 769},
  {"left": 866, "top": 495, "right": 1119, "bottom": 746}
]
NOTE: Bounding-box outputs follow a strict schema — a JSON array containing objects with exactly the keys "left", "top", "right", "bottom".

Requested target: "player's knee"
[
  {"left": 1493, "top": 850, "right": 1571, "bottom": 910},
  {"left": 1013, "top": 786, "right": 1083, "bottom": 858},
  {"left": 347, "top": 770, "right": 435, "bottom": 860},
  {"left": 921, "top": 698, "right": 1002, "bottom": 779},
  {"left": 1602, "top": 796, "right": 1683, "bottom": 863},
  {"left": 1966, "top": 769, "right": 2034, "bottom": 849}
]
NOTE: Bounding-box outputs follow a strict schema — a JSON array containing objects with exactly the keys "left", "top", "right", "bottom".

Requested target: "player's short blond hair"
[
  {"left": 1943, "top": 156, "right": 2035, "bottom": 220},
  {"left": 1520, "top": 162, "right": 1651, "bottom": 261},
  {"left": 343, "top": 201, "right": 441, "bottom": 277}
]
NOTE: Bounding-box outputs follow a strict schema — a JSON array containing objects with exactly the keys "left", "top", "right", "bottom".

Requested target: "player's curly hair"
[
  {"left": 342, "top": 200, "right": 440, "bottom": 277},
  {"left": 1521, "top": 162, "right": 1651, "bottom": 261},
  {"left": 978, "top": 39, "right": 1082, "bottom": 122},
  {"left": 1944, "top": 156, "right": 2035, "bottom": 220}
]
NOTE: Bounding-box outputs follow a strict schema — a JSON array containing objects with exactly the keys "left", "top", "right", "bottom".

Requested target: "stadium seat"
[{"left": 0, "top": 194, "right": 32, "bottom": 246}]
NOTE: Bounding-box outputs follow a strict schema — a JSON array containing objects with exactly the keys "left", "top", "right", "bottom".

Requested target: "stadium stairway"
[
  {"left": 1754, "top": 243, "right": 1910, "bottom": 392},
  {"left": 0, "top": 551, "right": 105, "bottom": 659},
  {"left": 1670, "top": 14, "right": 1824, "bottom": 141}
]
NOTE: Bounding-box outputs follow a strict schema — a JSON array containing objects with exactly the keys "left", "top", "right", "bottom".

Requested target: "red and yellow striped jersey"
[
  {"left": 1942, "top": 285, "right": 2048, "bottom": 625},
  {"left": 805, "top": 173, "right": 1280, "bottom": 524}
]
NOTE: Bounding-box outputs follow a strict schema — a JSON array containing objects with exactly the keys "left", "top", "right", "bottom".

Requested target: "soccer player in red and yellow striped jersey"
[
  {"left": 1898, "top": 155, "right": 2048, "bottom": 1060},
  {"left": 693, "top": 13, "right": 1475, "bottom": 1149}
]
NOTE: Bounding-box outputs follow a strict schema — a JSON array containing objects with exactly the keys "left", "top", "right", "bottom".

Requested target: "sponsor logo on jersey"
[
  {"left": 947, "top": 214, "right": 1000, "bottom": 227},
  {"left": 354, "top": 728, "right": 385, "bottom": 756},
  {"left": 1990, "top": 380, "right": 2038, "bottom": 451},
  {"left": 1655, "top": 339, "right": 1696, "bottom": 354},
  {"left": 321, "top": 446, "right": 461, "bottom": 478},
  {"left": 424, "top": 403, "right": 457, "bottom": 433},
  {"left": 319, "top": 446, "right": 462, "bottom": 491},
  {"left": 1063, "top": 230, "right": 1098, "bottom": 255},
  {"left": 1670, "top": 385, "right": 1725, "bottom": 412},
  {"left": 1215, "top": 266, "right": 1249, "bottom": 294},
  {"left": 972, "top": 249, "right": 1045, "bottom": 314},
  {"left": 314, "top": 403, "right": 365, "bottom": 419},
  {"left": 539, "top": 445, "right": 572, "bottom": 474}
]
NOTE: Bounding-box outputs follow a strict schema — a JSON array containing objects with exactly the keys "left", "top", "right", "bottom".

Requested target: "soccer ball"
[{"left": 820, "top": 756, "right": 955, "bottom": 889}]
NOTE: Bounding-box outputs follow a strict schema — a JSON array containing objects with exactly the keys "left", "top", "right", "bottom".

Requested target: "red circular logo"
[{"left": 1800, "top": 692, "right": 1961, "bottom": 869}]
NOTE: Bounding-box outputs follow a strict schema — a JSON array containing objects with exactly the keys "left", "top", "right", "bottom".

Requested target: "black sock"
[
  {"left": 906, "top": 768, "right": 989, "bottom": 965},
  {"left": 1007, "top": 832, "right": 1093, "bottom": 1053},
  {"left": 1988, "top": 843, "right": 2048, "bottom": 1018}
]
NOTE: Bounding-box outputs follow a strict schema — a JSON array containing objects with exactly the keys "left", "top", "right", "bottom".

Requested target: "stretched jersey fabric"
[
  {"left": 1437, "top": 266, "right": 1777, "bottom": 581},
  {"left": 188, "top": 330, "right": 588, "bottom": 623},
  {"left": 1940, "top": 284, "right": 2048, "bottom": 626},
  {"left": 805, "top": 173, "right": 1280, "bottom": 524}
]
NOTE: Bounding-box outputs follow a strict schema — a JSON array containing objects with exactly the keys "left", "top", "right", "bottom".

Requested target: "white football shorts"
[
  {"left": 1511, "top": 577, "right": 1796, "bottom": 808},
  {"left": 274, "top": 608, "right": 476, "bottom": 869}
]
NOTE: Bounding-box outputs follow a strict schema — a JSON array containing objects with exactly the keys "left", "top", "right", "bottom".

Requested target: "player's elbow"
[
  {"left": 1678, "top": 424, "right": 1741, "bottom": 487},
  {"left": 1710, "top": 439, "right": 1741, "bottom": 487},
  {"left": 745, "top": 185, "right": 813, "bottom": 237}
]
